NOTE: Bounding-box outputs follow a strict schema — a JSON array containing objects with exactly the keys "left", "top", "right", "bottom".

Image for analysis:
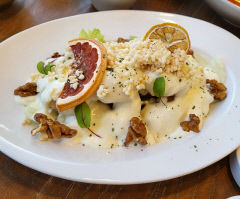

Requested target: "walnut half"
[
  {"left": 124, "top": 117, "right": 147, "bottom": 146},
  {"left": 31, "top": 113, "right": 77, "bottom": 140},
  {"left": 14, "top": 82, "right": 38, "bottom": 97},
  {"left": 206, "top": 79, "right": 227, "bottom": 101},
  {"left": 180, "top": 114, "right": 200, "bottom": 133}
]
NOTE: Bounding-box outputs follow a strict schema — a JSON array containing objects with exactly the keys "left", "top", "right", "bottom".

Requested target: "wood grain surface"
[{"left": 0, "top": 0, "right": 240, "bottom": 198}]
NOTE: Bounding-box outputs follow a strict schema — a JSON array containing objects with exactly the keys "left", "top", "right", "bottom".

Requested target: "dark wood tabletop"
[{"left": 0, "top": 0, "right": 240, "bottom": 198}]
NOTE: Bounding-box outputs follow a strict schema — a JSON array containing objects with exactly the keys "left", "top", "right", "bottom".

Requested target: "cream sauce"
[
  {"left": 145, "top": 72, "right": 191, "bottom": 97},
  {"left": 62, "top": 91, "right": 141, "bottom": 147},
  {"left": 16, "top": 78, "right": 65, "bottom": 120},
  {"left": 97, "top": 71, "right": 130, "bottom": 103},
  {"left": 142, "top": 80, "right": 213, "bottom": 143}
]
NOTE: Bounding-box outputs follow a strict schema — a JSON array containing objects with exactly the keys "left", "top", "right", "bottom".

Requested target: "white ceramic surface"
[
  {"left": 0, "top": 10, "right": 240, "bottom": 184},
  {"left": 230, "top": 148, "right": 240, "bottom": 187},
  {"left": 227, "top": 196, "right": 240, "bottom": 199},
  {"left": 205, "top": 0, "right": 240, "bottom": 27},
  {"left": 91, "top": 0, "right": 136, "bottom": 10}
]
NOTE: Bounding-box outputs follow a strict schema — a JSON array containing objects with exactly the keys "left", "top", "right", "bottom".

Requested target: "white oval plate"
[{"left": 0, "top": 10, "right": 240, "bottom": 184}]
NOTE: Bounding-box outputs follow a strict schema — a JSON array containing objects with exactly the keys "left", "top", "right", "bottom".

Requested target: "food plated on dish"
[
  {"left": 13, "top": 23, "right": 227, "bottom": 148},
  {"left": 1, "top": 10, "right": 240, "bottom": 184}
]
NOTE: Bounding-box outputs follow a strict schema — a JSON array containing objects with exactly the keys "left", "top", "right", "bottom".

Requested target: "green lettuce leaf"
[
  {"left": 79, "top": 28, "right": 106, "bottom": 43},
  {"left": 129, "top": 35, "right": 137, "bottom": 40}
]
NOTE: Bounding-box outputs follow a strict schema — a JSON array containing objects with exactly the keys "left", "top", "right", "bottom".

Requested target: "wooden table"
[{"left": 0, "top": 0, "right": 239, "bottom": 198}]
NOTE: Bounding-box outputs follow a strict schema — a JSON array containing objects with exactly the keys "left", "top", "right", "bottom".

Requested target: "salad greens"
[{"left": 79, "top": 28, "right": 106, "bottom": 43}]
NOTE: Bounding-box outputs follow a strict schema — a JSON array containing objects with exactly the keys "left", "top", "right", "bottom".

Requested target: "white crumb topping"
[
  {"left": 97, "top": 85, "right": 109, "bottom": 98},
  {"left": 69, "top": 70, "right": 85, "bottom": 89},
  {"left": 79, "top": 74, "right": 85, "bottom": 80},
  {"left": 75, "top": 69, "right": 83, "bottom": 76},
  {"left": 101, "top": 38, "right": 193, "bottom": 96}
]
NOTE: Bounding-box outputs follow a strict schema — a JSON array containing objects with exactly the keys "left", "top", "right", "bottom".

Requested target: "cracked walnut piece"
[
  {"left": 206, "top": 79, "right": 227, "bottom": 101},
  {"left": 167, "top": 95, "right": 175, "bottom": 102},
  {"left": 51, "top": 52, "right": 62, "bottom": 58},
  {"left": 187, "top": 49, "right": 194, "bottom": 56},
  {"left": 117, "top": 37, "right": 129, "bottom": 43},
  {"left": 124, "top": 117, "right": 147, "bottom": 146},
  {"left": 180, "top": 114, "right": 200, "bottom": 133},
  {"left": 14, "top": 82, "right": 37, "bottom": 97},
  {"left": 31, "top": 113, "right": 77, "bottom": 140}
]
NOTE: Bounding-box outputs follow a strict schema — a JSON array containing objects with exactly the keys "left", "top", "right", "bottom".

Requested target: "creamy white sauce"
[
  {"left": 142, "top": 80, "right": 213, "bottom": 143},
  {"left": 97, "top": 72, "right": 130, "bottom": 103},
  {"left": 16, "top": 79, "right": 65, "bottom": 120},
  {"left": 145, "top": 72, "right": 191, "bottom": 97},
  {"left": 61, "top": 91, "right": 141, "bottom": 147}
]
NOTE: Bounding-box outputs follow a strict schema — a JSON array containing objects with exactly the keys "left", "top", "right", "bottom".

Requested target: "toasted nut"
[
  {"left": 167, "top": 95, "right": 175, "bottom": 102},
  {"left": 31, "top": 113, "right": 77, "bottom": 140},
  {"left": 180, "top": 114, "right": 200, "bottom": 133},
  {"left": 51, "top": 52, "right": 62, "bottom": 58},
  {"left": 124, "top": 117, "right": 147, "bottom": 146},
  {"left": 206, "top": 79, "right": 227, "bottom": 101},
  {"left": 117, "top": 37, "right": 129, "bottom": 43},
  {"left": 187, "top": 49, "right": 194, "bottom": 56},
  {"left": 14, "top": 82, "right": 37, "bottom": 97}
]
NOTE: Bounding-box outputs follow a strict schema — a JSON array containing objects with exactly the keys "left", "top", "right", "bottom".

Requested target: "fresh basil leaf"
[
  {"left": 37, "top": 61, "right": 46, "bottom": 74},
  {"left": 45, "top": 63, "right": 55, "bottom": 74},
  {"left": 153, "top": 77, "right": 165, "bottom": 97},
  {"left": 74, "top": 102, "right": 91, "bottom": 128}
]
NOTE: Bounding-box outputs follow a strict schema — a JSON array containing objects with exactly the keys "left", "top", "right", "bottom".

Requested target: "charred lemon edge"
[{"left": 143, "top": 23, "right": 191, "bottom": 53}]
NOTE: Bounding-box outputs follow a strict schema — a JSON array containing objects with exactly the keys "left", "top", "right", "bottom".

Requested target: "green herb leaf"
[
  {"left": 129, "top": 35, "right": 137, "bottom": 40},
  {"left": 74, "top": 102, "right": 91, "bottom": 128},
  {"left": 153, "top": 77, "right": 165, "bottom": 97},
  {"left": 45, "top": 63, "right": 55, "bottom": 74},
  {"left": 37, "top": 61, "right": 46, "bottom": 74},
  {"left": 79, "top": 29, "right": 88, "bottom": 38},
  {"left": 79, "top": 28, "right": 106, "bottom": 43}
]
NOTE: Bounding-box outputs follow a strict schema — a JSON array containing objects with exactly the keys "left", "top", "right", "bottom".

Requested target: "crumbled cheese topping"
[
  {"left": 79, "top": 74, "right": 85, "bottom": 80},
  {"left": 75, "top": 69, "right": 83, "bottom": 76},
  {"left": 68, "top": 69, "right": 85, "bottom": 89},
  {"left": 102, "top": 39, "right": 193, "bottom": 96},
  {"left": 97, "top": 85, "right": 109, "bottom": 98}
]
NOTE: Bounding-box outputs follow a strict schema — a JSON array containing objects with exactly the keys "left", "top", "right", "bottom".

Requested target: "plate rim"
[{"left": 1, "top": 10, "right": 240, "bottom": 45}]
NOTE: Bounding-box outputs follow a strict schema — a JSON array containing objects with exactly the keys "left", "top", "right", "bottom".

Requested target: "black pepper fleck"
[
  {"left": 106, "top": 67, "right": 114, "bottom": 72},
  {"left": 119, "top": 58, "right": 124, "bottom": 63}
]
